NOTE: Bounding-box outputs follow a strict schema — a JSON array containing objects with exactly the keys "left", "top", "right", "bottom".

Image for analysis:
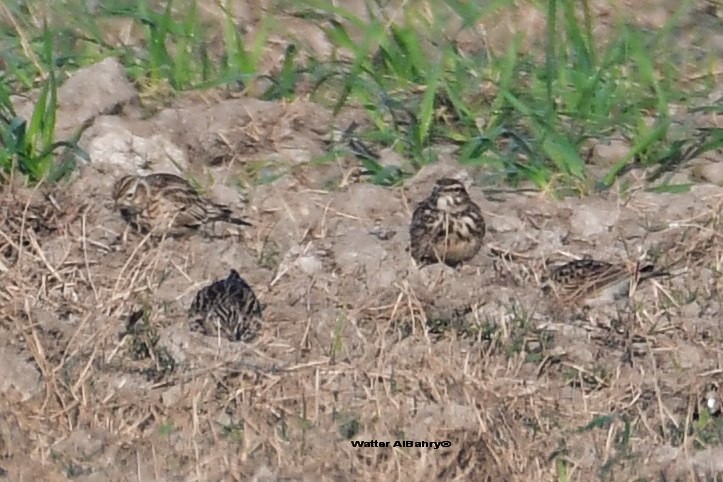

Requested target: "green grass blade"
[
  {"left": 561, "top": 0, "right": 592, "bottom": 73},
  {"left": 503, "top": 91, "right": 584, "bottom": 180},
  {"left": 262, "top": 44, "right": 299, "bottom": 100},
  {"left": 222, "top": 5, "right": 254, "bottom": 77},
  {"left": 417, "top": 55, "right": 444, "bottom": 146},
  {"left": 332, "top": 21, "right": 385, "bottom": 116},
  {"left": 172, "top": 0, "right": 199, "bottom": 88},
  {"left": 488, "top": 34, "right": 521, "bottom": 128},
  {"left": 26, "top": 82, "right": 49, "bottom": 178},
  {"left": 540, "top": 134, "right": 585, "bottom": 180},
  {"left": 388, "top": 24, "right": 427, "bottom": 81},
  {"left": 647, "top": 183, "right": 692, "bottom": 193},
  {"left": 629, "top": 30, "right": 668, "bottom": 114},
  {"left": 323, "top": 19, "right": 357, "bottom": 53},
  {"left": 545, "top": 0, "right": 558, "bottom": 112},
  {"left": 603, "top": 120, "right": 669, "bottom": 186}
]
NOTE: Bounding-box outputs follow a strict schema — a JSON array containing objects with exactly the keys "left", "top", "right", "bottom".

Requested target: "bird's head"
[
  {"left": 112, "top": 174, "right": 146, "bottom": 210},
  {"left": 431, "top": 178, "right": 471, "bottom": 212}
]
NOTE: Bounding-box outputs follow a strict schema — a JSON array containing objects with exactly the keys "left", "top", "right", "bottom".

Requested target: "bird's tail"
[
  {"left": 638, "top": 263, "right": 669, "bottom": 281},
  {"left": 216, "top": 205, "right": 252, "bottom": 226},
  {"left": 227, "top": 216, "right": 253, "bottom": 227}
]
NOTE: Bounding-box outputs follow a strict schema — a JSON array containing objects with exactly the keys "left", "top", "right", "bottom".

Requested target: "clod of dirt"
[
  {"left": 629, "top": 184, "right": 721, "bottom": 232},
  {"left": 0, "top": 185, "right": 81, "bottom": 268},
  {"left": 65, "top": 63, "right": 348, "bottom": 181},
  {"left": 15, "top": 57, "right": 138, "bottom": 142},
  {"left": 253, "top": 182, "right": 327, "bottom": 250},
  {"left": 569, "top": 198, "right": 620, "bottom": 237},
  {"left": 0, "top": 412, "right": 28, "bottom": 463},
  {"left": 57, "top": 58, "right": 138, "bottom": 136},
  {"left": 84, "top": 115, "right": 188, "bottom": 175},
  {"left": 249, "top": 465, "right": 279, "bottom": 482},
  {"left": 653, "top": 446, "right": 723, "bottom": 480},
  {"left": 691, "top": 159, "right": 723, "bottom": 185},
  {"left": 275, "top": 16, "right": 334, "bottom": 60},
  {"left": 51, "top": 428, "right": 107, "bottom": 462},
  {"left": 408, "top": 402, "right": 479, "bottom": 439},
  {"left": 160, "top": 385, "right": 184, "bottom": 408},
  {"left": 153, "top": 97, "right": 330, "bottom": 167},
  {"left": 331, "top": 183, "right": 402, "bottom": 219},
  {"left": 331, "top": 228, "right": 397, "bottom": 289},
  {"left": 294, "top": 252, "right": 324, "bottom": 275},
  {"left": 590, "top": 137, "right": 631, "bottom": 167},
  {"left": 158, "top": 324, "right": 272, "bottom": 371},
  {"left": 0, "top": 349, "right": 42, "bottom": 402}
]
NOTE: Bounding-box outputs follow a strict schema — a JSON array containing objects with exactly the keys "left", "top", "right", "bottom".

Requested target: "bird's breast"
[{"left": 443, "top": 212, "right": 482, "bottom": 238}]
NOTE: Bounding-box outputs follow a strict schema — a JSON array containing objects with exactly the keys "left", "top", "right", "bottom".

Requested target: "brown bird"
[
  {"left": 112, "top": 173, "right": 251, "bottom": 235},
  {"left": 542, "top": 258, "right": 668, "bottom": 306},
  {"left": 409, "top": 178, "right": 486, "bottom": 267},
  {"left": 188, "top": 270, "right": 263, "bottom": 342}
]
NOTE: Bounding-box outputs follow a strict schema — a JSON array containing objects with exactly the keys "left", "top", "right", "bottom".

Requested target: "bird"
[
  {"left": 188, "top": 270, "right": 263, "bottom": 342},
  {"left": 111, "top": 173, "right": 251, "bottom": 236},
  {"left": 409, "top": 178, "right": 486, "bottom": 267},
  {"left": 541, "top": 258, "right": 668, "bottom": 306}
]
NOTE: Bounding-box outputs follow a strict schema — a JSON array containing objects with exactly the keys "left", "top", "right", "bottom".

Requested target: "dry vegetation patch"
[{"left": 1, "top": 166, "right": 722, "bottom": 480}]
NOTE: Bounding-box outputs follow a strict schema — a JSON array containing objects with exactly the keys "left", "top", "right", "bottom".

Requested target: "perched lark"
[
  {"left": 409, "top": 178, "right": 486, "bottom": 267},
  {"left": 542, "top": 258, "right": 668, "bottom": 306},
  {"left": 112, "top": 173, "right": 251, "bottom": 236},
  {"left": 188, "top": 270, "right": 263, "bottom": 342}
]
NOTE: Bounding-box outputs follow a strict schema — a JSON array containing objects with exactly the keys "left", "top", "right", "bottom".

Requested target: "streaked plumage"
[
  {"left": 188, "top": 270, "right": 263, "bottom": 342},
  {"left": 542, "top": 258, "right": 668, "bottom": 306},
  {"left": 112, "top": 173, "right": 251, "bottom": 235},
  {"left": 409, "top": 178, "right": 485, "bottom": 267}
]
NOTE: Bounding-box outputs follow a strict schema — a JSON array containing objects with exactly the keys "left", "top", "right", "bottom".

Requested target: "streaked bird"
[
  {"left": 112, "top": 172, "right": 251, "bottom": 236},
  {"left": 188, "top": 270, "right": 263, "bottom": 342},
  {"left": 409, "top": 178, "right": 486, "bottom": 267},
  {"left": 542, "top": 258, "right": 668, "bottom": 306}
]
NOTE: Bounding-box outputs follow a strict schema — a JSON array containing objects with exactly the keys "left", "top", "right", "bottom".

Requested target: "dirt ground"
[
  {"left": 2, "top": 2, "right": 723, "bottom": 482},
  {"left": 2, "top": 93, "right": 723, "bottom": 481}
]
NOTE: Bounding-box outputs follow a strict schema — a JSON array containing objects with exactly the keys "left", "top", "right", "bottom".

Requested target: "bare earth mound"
[{"left": 1, "top": 151, "right": 722, "bottom": 480}]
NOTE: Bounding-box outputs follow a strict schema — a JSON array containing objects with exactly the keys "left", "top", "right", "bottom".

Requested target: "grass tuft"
[{"left": 1, "top": 0, "right": 721, "bottom": 187}]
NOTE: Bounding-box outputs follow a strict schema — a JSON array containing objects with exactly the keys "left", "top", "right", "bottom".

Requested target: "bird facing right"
[
  {"left": 189, "top": 270, "right": 263, "bottom": 342},
  {"left": 112, "top": 172, "right": 251, "bottom": 236},
  {"left": 541, "top": 258, "right": 668, "bottom": 306},
  {"left": 409, "top": 178, "right": 486, "bottom": 267}
]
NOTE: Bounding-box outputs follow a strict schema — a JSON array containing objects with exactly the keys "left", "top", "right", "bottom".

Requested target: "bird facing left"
[
  {"left": 188, "top": 269, "right": 263, "bottom": 342},
  {"left": 541, "top": 258, "right": 668, "bottom": 306},
  {"left": 112, "top": 172, "right": 251, "bottom": 236}
]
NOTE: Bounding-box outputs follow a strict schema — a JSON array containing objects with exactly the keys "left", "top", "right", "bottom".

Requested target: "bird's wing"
[
  {"left": 563, "top": 264, "right": 629, "bottom": 301},
  {"left": 409, "top": 202, "right": 439, "bottom": 258}
]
